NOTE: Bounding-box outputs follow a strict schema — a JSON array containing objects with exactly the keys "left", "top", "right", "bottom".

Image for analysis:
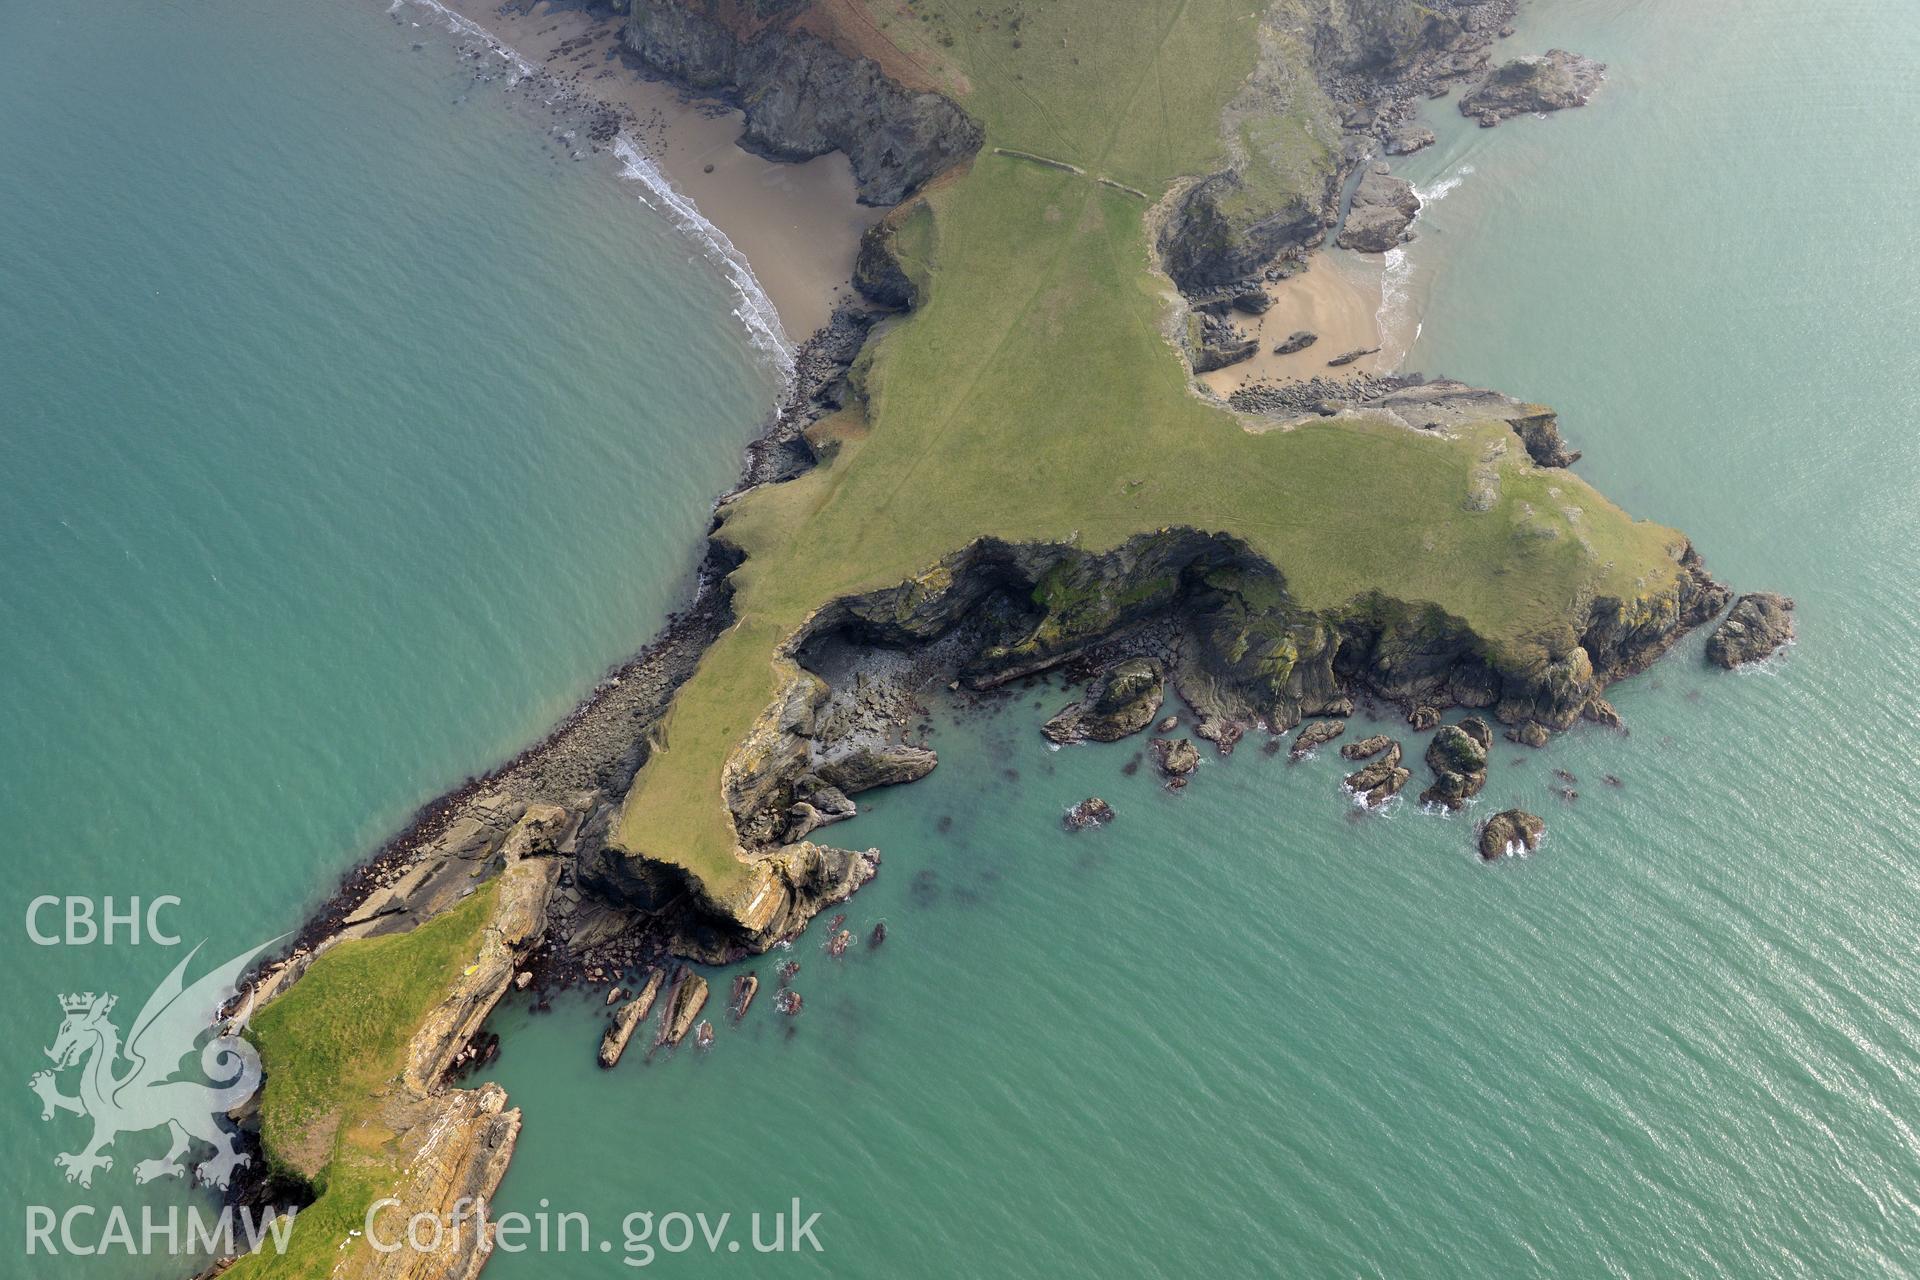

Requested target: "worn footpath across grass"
[{"left": 612, "top": 0, "right": 1687, "bottom": 900}]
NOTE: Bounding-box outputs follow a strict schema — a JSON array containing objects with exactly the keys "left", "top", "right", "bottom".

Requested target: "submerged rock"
[
  {"left": 1064, "top": 797, "right": 1116, "bottom": 830},
  {"left": 1344, "top": 741, "right": 1409, "bottom": 806},
  {"left": 1460, "top": 50, "right": 1606, "bottom": 125},
  {"left": 1043, "top": 658, "right": 1165, "bottom": 743},
  {"left": 1290, "top": 719, "right": 1347, "bottom": 759},
  {"left": 1336, "top": 167, "right": 1421, "bottom": 253},
  {"left": 1479, "top": 809, "right": 1546, "bottom": 860},
  {"left": 1705, "top": 592, "right": 1795, "bottom": 667},
  {"left": 1419, "top": 717, "right": 1491, "bottom": 810}
]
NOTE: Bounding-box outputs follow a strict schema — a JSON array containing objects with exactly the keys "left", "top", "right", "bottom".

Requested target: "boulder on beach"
[
  {"left": 1336, "top": 166, "right": 1421, "bottom": 253},
  {"left": 1273, "top": 330, "right": 1318, "bottom": 355},
  {"left": 1478, "top": 809, "right": 1546, "bottom": 860},
  {"left": 1705, "top": 592, "right": 1795, "bottom": 668}
]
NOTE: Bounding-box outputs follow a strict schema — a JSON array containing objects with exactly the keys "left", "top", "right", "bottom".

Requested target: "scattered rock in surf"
[
  {"left": 1461, "top": 50, "right": 1606, "bottom": 126},
  {"left": 1151, "top": 737, "right": 1201, "bottom": 781},
  {"left": 1419, "top": 717, "right": 1491, "bottom": 810},
  {"left": 1341, "top": 734, "right": 1395, "bottom": 761},
  {"left": 1344, "top": 741, "right": 1409, "bottom": 807},
  {"left": 1289, "top": 719, "right": 1347, "bottom": 759},
  {"left": 1506, "top": 721, "right": 1551, "bottom": 749},
  {"left": 1478, "top": 809, "right": 1546, "bottom": 860},
  {"left": 729, "top": 973, "right": 759, "bottom": 1022},
  {"left": 1064, "top": 797, "right": 1116, "bottom": 831}
]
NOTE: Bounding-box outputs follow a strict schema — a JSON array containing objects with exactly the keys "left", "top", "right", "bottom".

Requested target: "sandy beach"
[
  {"left": 414, "top": 0, "right": 880, "bottom": 341},
  {"left": 1197, "top": 251, "right": 1389, "bottom": 398}
]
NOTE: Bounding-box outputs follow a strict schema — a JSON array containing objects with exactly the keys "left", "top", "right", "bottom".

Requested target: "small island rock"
[
  {"left": 1479, "top": 809, "right": 1546, "bottom": 860},
  {"left": 1460, "top": 50, "right": 1605, "bottom": 125},
  {"left": 1705, "top": 592, "right": 1795, "bottom": 668}
]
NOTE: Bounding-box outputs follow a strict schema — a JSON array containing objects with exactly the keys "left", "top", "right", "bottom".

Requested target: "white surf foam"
[
  {"left": 395, "top": 0, "right": 539, "bottom": 81},
  {"left": 613, "top": 134, "right": 795, "bottom": 375},
  {"left": 1374, "top": 163, "right": 1475, "bottom": 365}
]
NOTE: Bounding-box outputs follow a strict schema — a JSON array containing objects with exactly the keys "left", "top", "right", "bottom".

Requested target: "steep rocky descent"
[
  {"left": 1479, "top": 809, "right": 1546, "bottom": 859},
  {"left": 1043, "top": 658, "right": 1167, "bottom": 743},
  {"left": 1345, "top": 740, "right": 1410, "bottom": 806},
  {"left": 1336, "top": 165, "right": 1421, "bottom": 252},
  {"left": 1418, "top": 717, "right": 1492, "bottom": 809},
  {"left": 1507, "top": 409, "right": 1583, "bottom": 468},
  {"left": 620, "top": 2, "right": 982, "bottom": 205},
  {"left": 1188, "top": 312, "right": 1261, "bottom": 372},
  {"left": 1706, "top": 592, "right": 1796, "bottom": 667},
  {"left": 1158, "top": 0, "right": 1515, "bottom": 291},
  {"left": 1460, "top": 50, "right": 1606, "bottom": 126}
]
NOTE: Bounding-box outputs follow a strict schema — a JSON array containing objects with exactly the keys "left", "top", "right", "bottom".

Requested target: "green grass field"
[
  {"left": 229, "top": 885, "right": 499, "bottom": 1278},
  {"left": 613, "top": 0, "right": 1688, "bottom": 902}
]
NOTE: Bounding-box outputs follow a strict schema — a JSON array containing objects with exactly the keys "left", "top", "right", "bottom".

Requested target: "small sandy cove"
[
  {"left": 427, "top": 0, "right": 880, "bottom": 339},
  {"left": 1197, "top": 252, "right": 1389, "bottom": 398}
]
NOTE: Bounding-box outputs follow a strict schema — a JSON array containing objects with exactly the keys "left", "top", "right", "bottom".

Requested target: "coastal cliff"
[
  {"left": 618, "top": 1, "right": 982, "bottom": 205},
  {"left": 222, "top": 0, "right": 1767, "bottom": 1270}
]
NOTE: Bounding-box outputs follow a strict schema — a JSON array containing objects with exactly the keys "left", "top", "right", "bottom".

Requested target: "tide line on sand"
[{"left": 396, "top": 0, "right": 794, "bottom": 373}]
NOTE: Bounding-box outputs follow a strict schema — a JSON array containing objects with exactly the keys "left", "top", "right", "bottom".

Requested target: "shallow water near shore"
[
  {"left": 0, "top": 0, "right": 778, "bottom": 1267},
  {"left": 5, "top": 0, "right": 1920, "bottom": 1277}
]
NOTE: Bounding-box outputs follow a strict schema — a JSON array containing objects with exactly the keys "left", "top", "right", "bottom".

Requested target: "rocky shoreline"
[{"left": 206, "top": 4, "right": 1787, "bottom": 1273}]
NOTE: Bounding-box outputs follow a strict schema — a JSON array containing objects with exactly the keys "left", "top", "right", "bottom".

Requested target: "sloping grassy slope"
[{"left": 614, "top": 0, "right": 1685, "bottom": 899}]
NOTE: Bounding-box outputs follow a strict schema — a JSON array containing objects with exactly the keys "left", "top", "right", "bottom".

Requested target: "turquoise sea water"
[
  {"left": 0, "top": 0, "right": 777, "bottom": 1269},
  {"left": 4, "top": 0, "right": 1919, "bottom": 1276}
]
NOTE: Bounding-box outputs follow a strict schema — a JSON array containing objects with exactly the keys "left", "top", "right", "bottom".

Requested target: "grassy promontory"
[{"left": 610, "top": 0, "right": 1694, "bottom": 917}]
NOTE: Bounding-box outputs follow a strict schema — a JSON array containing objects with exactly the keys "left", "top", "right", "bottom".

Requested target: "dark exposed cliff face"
[
  {"left": 1158, "top": 0, "right": 1515, "bottom": 293},
  {"left": 620, "top": 2, "right": 983, "bottom": 206}
]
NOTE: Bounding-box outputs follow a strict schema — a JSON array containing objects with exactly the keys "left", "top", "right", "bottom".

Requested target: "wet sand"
[
  {"left": 423, "top": 0, "right": 880, "bottom": 339},
  {"left": 1198, "top": 252, "right": 1389, "bottom": 397}
]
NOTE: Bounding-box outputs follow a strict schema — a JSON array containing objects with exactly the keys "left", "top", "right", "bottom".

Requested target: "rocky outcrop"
[
  {"left": 598, "top": 967, "right": 665, "bottom": 1068},
  {"left": 1064, "top": 797, "right": 1117, "bottom": 830},
  {"left": 621, "top": 3, "right": 982, "bottom": 205},
  {"left": 1188, "top": 312, "right": 1260, "bottom": 372},
  {"left": 1345, "top": 740, "right": 1410, "bottom": 806},
  {"left": 852, "top": 208, "right": 923, "bottom": 310},
  {"left": 1706, "top": 592, "right": 1795, "bottom": 667},
  {"left": 1336, "top": 165, "right": 1420, "bottom": 252},
  {"left": 1460, "top": 50, "right": 1605, "bottom": 126},
  {"left": 656, "top": 970, "right": 710, "bottom": 1047},
  {"left": 1382, "top": 122, "right": 1435, "bottom": 155},
  {"left": 730, "top": 972, "right": 759, "bottom": 1020},
  {"left": 1341, "top": 734, "right": 1395, "bottom": 760},
  {"left": 1274, "top": 330, "right": 1318, "bottom": 355},
  {"left": 1043, "top": 658, "right": 1165, "bottom": 743},
  {"left": 1327, "top": 346, "right": 1382, "bottom": 367},
  {"left": 1418, "top": 717, "right": 1491, "bottom": 810},
  {"left": 1154, "top": 737, "right": 1202, "bottom": 779},
  {"left": 1290, "top": 719, "right": 1347, "bottom": 758},
  {"left": 1508, "top": 410, "right": 1582, "bottom": 467},
  {"left": 1479, "top": 809, "right": 1545, "bottom": 859}
]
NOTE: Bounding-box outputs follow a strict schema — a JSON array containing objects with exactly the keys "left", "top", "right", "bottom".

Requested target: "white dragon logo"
[{"left": 28, "top": 938, "right": 281, "bottom": 1190}]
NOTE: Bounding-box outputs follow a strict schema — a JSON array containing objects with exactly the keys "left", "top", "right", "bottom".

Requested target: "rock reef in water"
[
  {"left": 600, "top": 967, "right": 665, "bottom": 1068},
  {"left": 1064, "top": 797, "right": 1117, "bottom": 831},
  {"left": 1479, "top": 809, "right": 1545, "bottom": 859},
  {"left": 1291, "top": 718, "right": 1347, "bottom": 758},
  {"left": 1345, "top": 740, "right": 1410, "bottom": 806},
  {"left": 1043, "top": 658, "right": 1166, "bottom": 744},
  {"left": 1460, "top": 50, "right": 1605, "bottom": 126},
  {"left": 1706, "top": 592, "right": 1795, "bottom": 667}
]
